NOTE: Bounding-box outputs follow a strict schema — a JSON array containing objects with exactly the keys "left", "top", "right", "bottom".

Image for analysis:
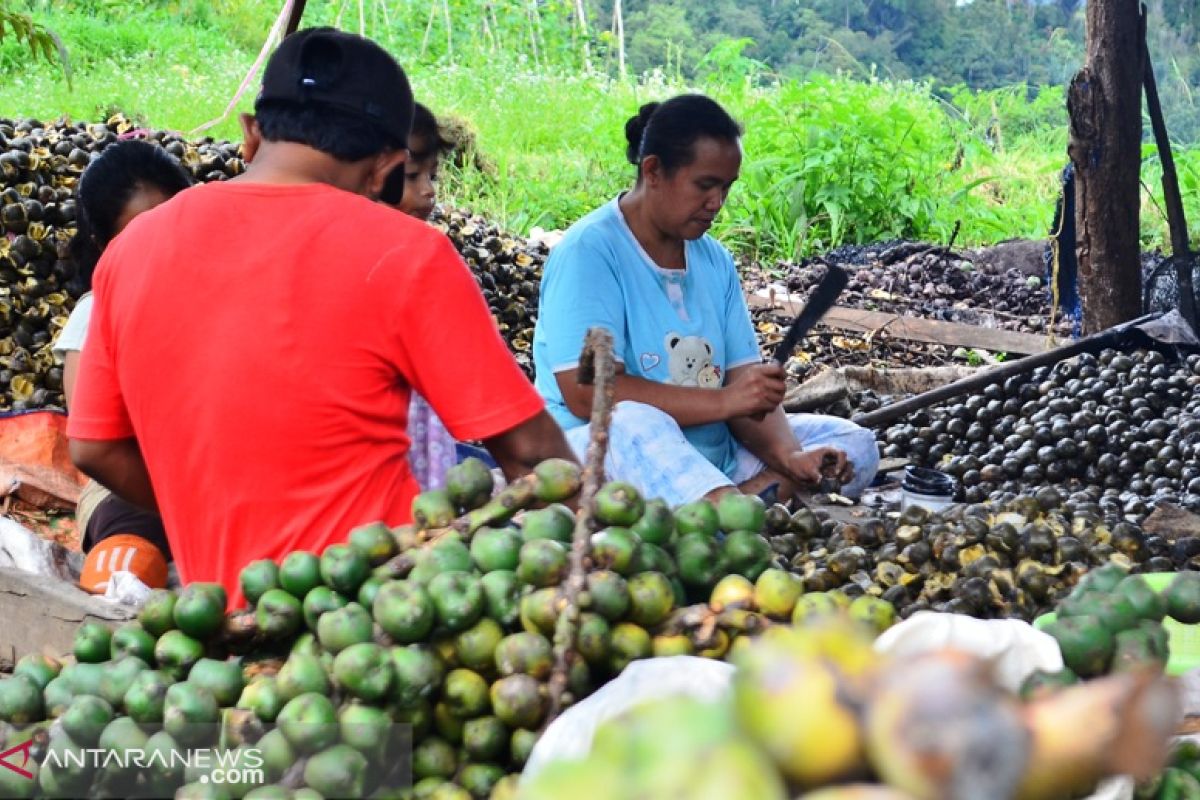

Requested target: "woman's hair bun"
[{"left": 624, "top": 101, "right": 661, "bottom": 165}]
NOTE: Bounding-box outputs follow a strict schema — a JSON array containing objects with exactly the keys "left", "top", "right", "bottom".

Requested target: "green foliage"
[
  {"left": 708, "top": 74, "right": 1059, "bottom": 260},
  {"left": 0, "top": 0, "right": 68, "bottom": 81}
]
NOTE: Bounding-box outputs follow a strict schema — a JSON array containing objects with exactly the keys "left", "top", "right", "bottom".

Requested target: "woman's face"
[
  {"left": 114, "top": 184, "right": 172, "bottom": 237},
  {"left": 395, "top": 134, "right": 438, "bottom": 221},
  {"left": 645, "top": 136, "right": 742, "bottom": 241}
]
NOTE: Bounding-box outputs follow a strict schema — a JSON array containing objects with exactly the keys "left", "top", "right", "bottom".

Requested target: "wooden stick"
[
  {"left": 284, "top": 0, "right": 308, "bottom": 35},
  {"left": 190, "top": 0, "right": 293, "bottom": 135},
  {"left": 1141, "top": 4, "right": 1197, "bottom": 331},
  {"left": 544, "top": 328, "right": 616, "bottom": 727}
]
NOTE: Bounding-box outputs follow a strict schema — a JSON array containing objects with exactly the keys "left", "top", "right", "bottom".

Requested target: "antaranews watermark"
[
  {"left": 0, "top": 718, "right": 414, "bottom": 799},
  {"left": 43, "top": 745, "right": 266, "bottom": 785}
]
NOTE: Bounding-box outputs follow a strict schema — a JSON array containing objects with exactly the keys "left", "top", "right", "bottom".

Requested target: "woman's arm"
[
  {"left": 554, "top": 361, "right": 788, "bottom": 426},
  {"left": 725, "top": 365, "right": 852, "bottom": 487},
  {"left": 728, "top": 408, "right": 851, "bottom": 487}
]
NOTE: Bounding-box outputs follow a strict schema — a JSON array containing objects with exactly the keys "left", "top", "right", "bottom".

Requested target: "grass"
[{"left": 0, "top": 5, "right": 1190, "bottom": 262}]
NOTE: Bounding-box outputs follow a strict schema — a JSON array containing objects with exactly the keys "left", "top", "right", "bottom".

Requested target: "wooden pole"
[
  {"left": 526, "top": 0, "right": 541, "bottom": 66},
  {"left": 191, "top": 0, "right": 294, "bottom": 134},
  {"left": 1067, "top": 0, "right": 1145, "bottom": 333},
  {"left": 574, "top": 0, "right": 592, "bottom": 70},
  {"left": 1141, "top": 4, "right": 1198, "bottom": 331},
  {"left": 284, "top": 0, "right": 308, "bottom": 35},
  {"left": 613, "top": 0, "right": 626, "bottom": 80}
]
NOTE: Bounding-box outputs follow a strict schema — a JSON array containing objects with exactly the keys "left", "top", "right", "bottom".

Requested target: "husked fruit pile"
[
  {"left": 771, "top": 487, "right": 1175, "bottom": 622},
  {"left": 0, "top": 115, "right": 242, "bottom": 413},
  {"left": 428, "top": 210, "right": 546, "bottom": 379},
  {"left": 519, "top": 615, "right": 1177, "bottom": 800},
  {"left": 0, "top": 457, "right": 902, "bottom": 799},
  {"left": 758, "top": 241, "right": 1066, "bottom": 335},
  {"left": 749, "top": 305, "right": 963, "bottom": 379},
  {"left": 881, "top": 348, "right": 1200, "bottom": 519}
]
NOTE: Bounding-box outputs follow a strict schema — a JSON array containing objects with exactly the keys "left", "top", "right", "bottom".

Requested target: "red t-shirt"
[{"left": 68, "top": 181, "right": 545, "bottom": 606}]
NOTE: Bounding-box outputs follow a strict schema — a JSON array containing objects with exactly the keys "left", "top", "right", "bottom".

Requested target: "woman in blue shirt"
[{"left": 532, "top": 94, "right": 878, "bottom": 506}]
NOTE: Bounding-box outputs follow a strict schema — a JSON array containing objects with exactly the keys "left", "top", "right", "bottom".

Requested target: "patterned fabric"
[
  {"left": 565, "top": 401, "right": 880, "bottom": 507},
  {"left": 408, "top": 393, "right": 457, "bottom": 490}
]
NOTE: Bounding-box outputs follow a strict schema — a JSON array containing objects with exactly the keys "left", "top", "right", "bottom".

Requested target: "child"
[
  {"left": 54, "top": 139, "right": 192, "bottom": 593},
  {"left": 382, "top": 102, "right": 452, "bottom": 220},
  {"left": 382, "top": 103, "right": 459, "bottom": 490}
]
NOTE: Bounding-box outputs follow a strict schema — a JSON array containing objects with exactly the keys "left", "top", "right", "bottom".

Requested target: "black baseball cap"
[{"left": 257, "top": 27, "right": 414, "bottom": 145}]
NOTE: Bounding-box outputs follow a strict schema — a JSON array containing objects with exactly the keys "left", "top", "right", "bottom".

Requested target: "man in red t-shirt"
[{"left": 68, "top": 28, "right": 576, "bottom": 605}]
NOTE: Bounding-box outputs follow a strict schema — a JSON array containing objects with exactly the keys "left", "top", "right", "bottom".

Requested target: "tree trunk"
[
  {"left": 612, "top": 0, "right": 625, "bottom": 79},
  {"left": 575, "top": 0, "right": 593, "bottom": 71},
  {"left": 1067, "top": 0, "right": 1144, "bottom": 333}
]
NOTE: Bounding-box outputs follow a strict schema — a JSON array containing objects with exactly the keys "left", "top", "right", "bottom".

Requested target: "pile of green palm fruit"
[
  {"left": 518, "top": 614, "right": 1178, "bottom": 800},
  {"left": 1020, "top": 563, "right": 1200, "bottom": 800},
  {"left": 1145, "top": 741, "right": 1200, "bottom": 799},
  {"left": 1033, "top": 566, "right": 1200, "bottom": 685},
  {"left": 0, "top": 457, "right": 897, "bottom": 799}
]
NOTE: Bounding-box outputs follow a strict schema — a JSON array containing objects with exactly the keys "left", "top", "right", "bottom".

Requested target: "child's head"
[
  {"left": 68, "top": 139, "right": 193, "bottom": 292},
  {"left": 382, "top": 103, "right": 452, "bottom": 220}
]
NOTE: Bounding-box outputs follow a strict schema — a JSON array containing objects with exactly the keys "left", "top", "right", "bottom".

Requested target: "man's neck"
[{"left": 234, "top": 142, "right": 368, "bottom": 195}]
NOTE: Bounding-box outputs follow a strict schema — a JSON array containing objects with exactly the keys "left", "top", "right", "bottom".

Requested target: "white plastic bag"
[
  {"left": 103, "top": 570, "right": 152, "bottom": 607},
  {"left": 0, "top": 515, "right": 76, "bottom": 581},
  {"left": 521, "top": 656, "right": 735, "bottom": 784},
  {"left": 872, "top": 611, "right": 1064, "bottom": 693}
]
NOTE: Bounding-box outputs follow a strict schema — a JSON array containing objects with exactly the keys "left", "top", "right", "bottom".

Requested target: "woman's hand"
[
  {"left": 720, "top": 362, "right": 787, "bottom": 419},
  {"left": 775, "top": 446, "right": 853, "bottom": 488}
]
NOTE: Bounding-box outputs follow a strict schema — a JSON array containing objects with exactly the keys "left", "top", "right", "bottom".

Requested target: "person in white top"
[{"left": 53, "top": 139, "right": 192, "bottom": 593}]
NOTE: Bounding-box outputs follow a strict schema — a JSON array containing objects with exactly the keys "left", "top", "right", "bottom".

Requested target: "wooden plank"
[
  {"left": 747, "top": 290, "right": 1057, "bottom": 355},
  {"left": 0, "top": 567, "right": 135, "bottom": 660},
  {"left": 1142, "top": 503, "right": 1200, "bottom": 542}
]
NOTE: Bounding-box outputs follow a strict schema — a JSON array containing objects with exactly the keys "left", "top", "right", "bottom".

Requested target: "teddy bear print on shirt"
[{"left": 663, "top": 332, "right": 722, "bottom": 388}]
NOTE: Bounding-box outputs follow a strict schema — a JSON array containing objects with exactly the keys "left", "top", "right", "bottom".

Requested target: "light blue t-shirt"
[{"left": 533, "top": 197, "right": 762, "bottom": 478}]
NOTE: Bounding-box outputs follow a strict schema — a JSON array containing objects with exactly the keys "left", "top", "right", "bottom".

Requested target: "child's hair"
[
  {"left": 409, "top": 103, "right": 453, "bottom": 161},
  {"left": 379, "top": 103, "right": 453, "bottom": 205},
  {"left": 68, "top": 140, "right": 193, "bottom": 292}
]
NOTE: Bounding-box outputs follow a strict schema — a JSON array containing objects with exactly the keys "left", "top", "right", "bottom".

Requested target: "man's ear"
[
  {"left": 239, "top": 113, "right": 262, "bottom": 163},
  {"left": 365, "top": 149, "right": 409, "bottom": 200}
]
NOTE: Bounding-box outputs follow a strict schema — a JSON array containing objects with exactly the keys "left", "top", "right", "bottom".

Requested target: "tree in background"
[
  {"left": 1068, "top": 0, "right": 1144, "bottom": 331},
  {"left": 0, "top": 1, "right": 66, "bottom": 73}
]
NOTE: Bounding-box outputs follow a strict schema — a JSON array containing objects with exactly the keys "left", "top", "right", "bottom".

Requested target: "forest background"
[{"left": 0, "top": 0, "right": 1198, "bottom": 266}]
